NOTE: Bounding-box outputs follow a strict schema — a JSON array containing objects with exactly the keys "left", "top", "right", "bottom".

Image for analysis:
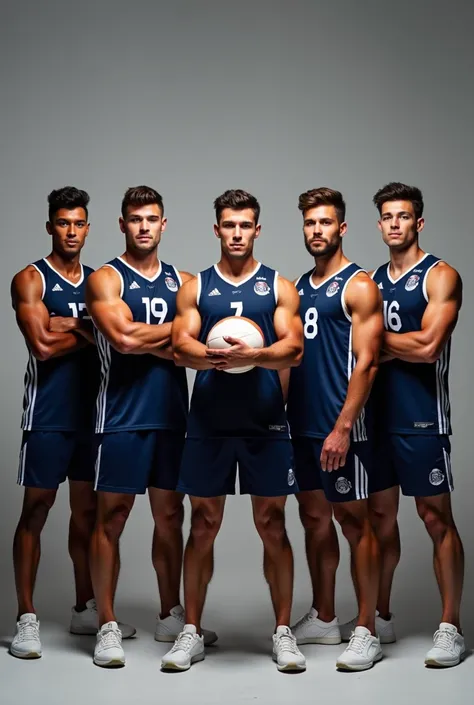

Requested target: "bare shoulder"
[
  {"left": 11, "top": 265, "right": 43, "bottom": 302},
  {"left": 178, "top": 270, "right": 195, "bottom": 284},
  {"left": 345, "top": 271, "right": 382, "bottom": 312},
  {"left": 86, "top": 264, "right": 122, "bottom": 297},
  {"left": 426, "top": 260, "right": 462, "bottom": 300},
  {"left": 177, "top": 275, "right": 198, "bottom": 303}
]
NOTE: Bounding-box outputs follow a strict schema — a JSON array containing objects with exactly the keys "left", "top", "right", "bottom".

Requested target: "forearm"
[
  {"left": 111, "top": 322, "right": 173, "bottom": 355},
  {"left": 149, "top": 343, "right": 174, "bottom": 360},
  {"left": 31, "top": 332, "right": 88, "bottom": 361},
  {"left": 174, "top": 339, "right": 216, "bottom": 370},
  {"left": 383, "top": 331, "right": 434, "bottom": 363},
  {"left": 253, "top": 339, "right": 302, "bottom": 370},
  {"left": 334, "top": 362, "right": 378, "bottom": 432}
]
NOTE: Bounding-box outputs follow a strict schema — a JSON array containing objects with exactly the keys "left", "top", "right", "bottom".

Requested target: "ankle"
[{"left": 377, "top": 610, "right": 392, "bottom": 622}]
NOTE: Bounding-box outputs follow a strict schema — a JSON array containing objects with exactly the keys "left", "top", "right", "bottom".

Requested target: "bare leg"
[
  {"left": 68, "top": 480, "right": 96, "bottom": 608},
  {"left": 252, "top": 496, "right": 294, "bottom": 628},
  {"left": 296, "top": 490, "right": 339, "bottom": 621},
  {"left": 148, "top": 488, "right": 185, "bottom": 617},
  {"left": 89, "top": 492, "right": 135, "bottom": 627},
  {"left": 13, "top": 488, "right": 57, "bottom": 617},
  {"left": 183, "top": 496, "right": 226, "bottom": 633},
  {"left": 369, "top": 486, "right": 400, "bottom": 619},
  {"left": 415, "top": 493, "right": 464, "bottom": 630}
]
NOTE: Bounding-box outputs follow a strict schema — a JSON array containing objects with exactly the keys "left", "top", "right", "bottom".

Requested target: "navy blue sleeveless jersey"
[
  {"left": 371, "top": 253, "right": 451, "bottom": 435},
  {"left": 21, "top": 258, "right": 99, "bottom": 432},
  {"left": 186, "top": 263, "right": 288, "bottom": 438},
  {"left": 94, "top": 257, "right": 188, "bottom": 433},
  {"left": 287, "top": 263, "right": 367, "bottom": 441}
]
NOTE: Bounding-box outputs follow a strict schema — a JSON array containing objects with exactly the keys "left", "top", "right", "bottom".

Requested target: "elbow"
[
  {"left": 289, "top": 344, "right": 304, "bottom": 367},
  {"left": 32, "top": 346, "right": 53, "bottom": 362},
  {"left": 424, "top": 344, "right": 442, "bottom": 365},
  {"left": 173, "top": 347, "right": 187, "bottom": 367},
  {"left": 113, "top": 334, "right": 137, "bottom": 355}
]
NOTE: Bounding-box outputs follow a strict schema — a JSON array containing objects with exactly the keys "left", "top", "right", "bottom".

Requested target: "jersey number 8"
[{"left": 304, "top": 307, "right": 318, "bottom": 339}]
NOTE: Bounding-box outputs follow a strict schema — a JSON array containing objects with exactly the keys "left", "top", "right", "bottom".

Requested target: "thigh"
[
  {"left": 18, "top": 431, "right": 76, "bottom": 490},
  {"left": 292, "top": 436, "right": 324, "bottom": 492},
  {"left": 369, "top": 433, "right": 399, "bottom": 495},
  {"left": 149, "top": 431, "right": 185, "bottom": 491},
  {"left": 237, "top": 438, "right": 298, "bottom": 497},
  {"left": 393, "top": 435, "right": 453, "bottom": 497},
  {"left": 68, "top": 433, "right": 96, "bottom": 484},
  {"left": 321, "top": 441, "right": 371, "bottom": 504},
  {"left": 94, "top": 430, "right": 155, "bottom": 495},
  {"left": 177, "top": 438, "right": 238, "bottom": 497}
]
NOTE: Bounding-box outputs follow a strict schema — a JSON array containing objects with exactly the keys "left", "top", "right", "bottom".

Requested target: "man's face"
[
  {"left": 120, "top": 203, "right": 167, "bottom": 254},
  {"left": 46, "top": 207, "right": 89, "bottom": 258},
  {"left": 214, "top": 208, "right": 260, "bottom": 259},
  {"left": 303, "top": 205, "right": 346, "bottom": 259},
  {"left": 377, "top": 200, "right": 424, "bottom": 251}
]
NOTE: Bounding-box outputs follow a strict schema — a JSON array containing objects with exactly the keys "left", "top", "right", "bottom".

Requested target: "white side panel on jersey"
[
  {"left": 436, "top": 346, "right": 450, "bottom": 434},
  {"left": 95, "top": 331, "right": 112, "bottom": 433},
  {"left": 30, "top": 263, "right": 46, "bottom": 300},
  {"left": 196, "top": 272, "right": 202, "bottom": 306},
  {"left": 273, "top": 271, "right": 279, "bottom": 305},
  {"left": 341, "top": 268, "right": 363, "bottom": 322},
  {"left": 103, "top": 264, "right": 125, "bottom": 299},
  {"left": 354, "top": 454, "right": 368, "bottom": 500},
  {"left": 94, "top": 442, "right": 103, "bottom": 491},
  {"left": 22, "top": 353, "right": 38, "bottom": 431},
  {"left": 17, "top": 440, "right": 28, "bottom": 486},
  {"left": 422, "top": 259, "right": 442, "bottom": 303},
  {"left": 443, "top": 447, "right": 454, "bottom": 492}
]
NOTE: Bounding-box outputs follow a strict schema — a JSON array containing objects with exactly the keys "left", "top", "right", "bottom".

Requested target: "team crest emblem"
[
  {"left": 326, "top": 281, "right": 340, "bottom": 297},
  {"left": 405, "top": 274, "right": 420, "bottom": 291},
  {"left": 429, "top": 468, "right": 445, "bottom": 486},
  {"left": 254, "top": 280, "right": 271, "bottom": 296},
  {"left": 335, "top": 477, "right": 352, "bottom": 494},
  {"left": 287, "top": 469, "right": 295, "bottom": 486},
  {"left": 165, "top": 276, "right": 178, "bottom": 292}
]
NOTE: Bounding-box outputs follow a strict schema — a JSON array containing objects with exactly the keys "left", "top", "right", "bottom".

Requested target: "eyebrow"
[{"left": 382, "top": 210, "right": 412, "bottom": 217}]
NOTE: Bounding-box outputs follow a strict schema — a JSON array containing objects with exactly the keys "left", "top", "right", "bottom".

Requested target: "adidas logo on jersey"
[
  {"left": 208, "top": 288, "right": 221, "bottom": 296},
  {"left": 298, "top": 288, "right": 304, "bottom": 295},
  {"left": 165, "top": 271, "right": 173, "bottom": 276},
  {"left": 129, "top": 281, "right": 140, "bottom": 289},
  {"left": 378, "top": 282, "right": 383, "bottom": 289},
  {"left": 52, "top": 283, "right": 63, "bottom": 291}
]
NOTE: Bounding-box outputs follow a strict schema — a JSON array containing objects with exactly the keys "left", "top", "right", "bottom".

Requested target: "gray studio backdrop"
[{"left": 1, "top": 0, "right": 472, "bottom": 637}]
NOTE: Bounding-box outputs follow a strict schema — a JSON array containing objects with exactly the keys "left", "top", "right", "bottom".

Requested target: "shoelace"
[
  {"left": 346, "top": 632, "right": 370, "bottom": 655},
  {"left": 276, "top": 633, "right": 300, "bottom": 655},
  {"left": 18, "top": 621, "right": 39, "bottom": 642},
  {"left": 293, "top": 613, "right": 313, "bottom": 630},
  {"left": 100, "top": 629, "right": 122, "bottom": 648},
  {"left": 170, "top": 631, "right": 196, "bottom": 653},
  {"left": 433, "top": 629, "right": 456, "bottom": 652}
]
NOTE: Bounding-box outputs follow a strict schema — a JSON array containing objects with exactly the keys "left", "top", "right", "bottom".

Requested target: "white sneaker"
[
  {"left": 70, "top": 599, "right": 136, "bottom": 639},
  {"left": 272, "top": 625, "right": 306, "bottom": 672},
  {"left": 161, "top": 624, "right": 205, "bottom": 671},
  {"left": 336, "top": 626, "right": 383, "bottom": 671},
  {"left": 155, "top": 605, "right": 218, "bottom": 646},
  {"left": 93, "top": 621, "right": 125, "bottom": 668},
  {"left": 291, "top": 608, "right": 341, "bottom": 645},
  {"left": 424, "top": 623, "right": 466, "bottom": 668},
  {"left": 10, "top": 613, "right": 42, "bottom": 659},
  {"left": 341, "top": 612, "right": 396, "bottom": 644}
]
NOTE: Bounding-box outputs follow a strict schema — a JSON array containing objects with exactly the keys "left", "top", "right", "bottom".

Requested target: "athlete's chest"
[
  {"left": 377, "top": 269, "right": 427, "bottom": 332},
  {"left": 200, "top": 274, "right": 276, "bottom": 320},
  {"left": 43, "top": 277, "right": 88, "bottom": 318},
  {"left": 121, "top": 272, "right": 178, "bottom": 325}
]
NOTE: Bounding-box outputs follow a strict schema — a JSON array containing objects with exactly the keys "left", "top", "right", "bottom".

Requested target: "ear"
[
  {"left": 46, "top": 221, "right": 52, "bottom": 235},
  {"left": 377, "top": 219, "right": 383, "bottom": 233},
  {"left": 339, "top": 221, "right": 348, "bottom": 238},
  {"left": 254, "top": 223, "right": 261, "bottom": 239},
  {"left": 119, "top": 217, "right": 126, "bottom": 234},
  {"left": 416, "top": 217, "right": 425, "bottom": 234},
  {"left": 161, "top": 216, "right": 168, "bottom": 233},
  {"left": 213, "top": 223, "right": 221, "bottom": 239}
]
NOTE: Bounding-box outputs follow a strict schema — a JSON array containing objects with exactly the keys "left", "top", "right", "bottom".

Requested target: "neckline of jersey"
[
  {"left": 308, "top": 262, "right": 354, "bottom": 290},
  {"left": 386, "top": 252, "right": 430, "bottom": 284},
  {"left": 117, "top": 256, "right": 162, "bottom": 282},
  {"left": 213, "top": 261, "right": 262, "bottom": 286},
  {"left": 42, "top": 257, "right": 84, "bottom": 288}
]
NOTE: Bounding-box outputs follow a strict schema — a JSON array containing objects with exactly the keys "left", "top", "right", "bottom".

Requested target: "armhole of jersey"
[
  {"left": 341, "top": 269, "right": 363, "bottom": 322},
  {"left": 294, "top": 274, "right": 303, "bottom": 288},
  {"left": 30, "top": 263, "right": 46, "bottom": 300},
  {"left": 422, "top": 260, "right": 442, "bottom": 302},
  {"left": 173, "top": 265, "right": 183, "bottom": 287},
  {"left": 103, "top": 264, "right": 124, "bottom": 299},
  {"left": 196, "top": 272, "right": 202, "bottom": 306},
  {"left": 273, "top": 271, "right": 279, "bottom": 305}
]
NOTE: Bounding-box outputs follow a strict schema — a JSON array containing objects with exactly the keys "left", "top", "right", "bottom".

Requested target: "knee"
[
  {"left": 416, "top": 502, "right": 450, "bottom": 541},
  {"left": 154, "top": 500, "right": 184, "bottom": 533},
  {"left": 70, "top": 505, "right": 96, "bottom": 535},
  {"left": 254, "top": 507, "right": 286, "bottom": 545},
  {"left": 20, "top": 493, "right": 56, "bottom": 533},
  {"left": 99, "top": 503, "right": 132, "bottom": 540},
  {"left": 369, "top": 506, "right": 398, "bottom": 539},
  {"left": 334, "top": 506, "right": 364, "bottom": 542},
  {"left": 190, "top": 506, "right": 222, "bottom": 545},
  {"left": 298, "top": 502, "right": 332, "bottom": 533}
]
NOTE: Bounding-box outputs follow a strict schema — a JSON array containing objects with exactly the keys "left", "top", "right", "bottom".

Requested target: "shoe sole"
[
  {"left": 94, "top": 658, "right": 125, "bottom": 668},
  {"left": 161, "top": 653, "right": 205, "bottom": 671},
  {"left": 155, "top": 634, "right": 218, "bottom": 647},
  {"left": 425, "top": 655, "right": 464, "bottom": 668},
  {"left": 297, "top": 636, "right": 342, "bottom": 645},
  {"left": 10, "top": 649, "right": 42, "bottom": 659},
  {"left": 336, "top": 652, "right": 383, "bottom": 671},
  {"left": 272, "top": 655, "right": 306, "bottom": 672}
]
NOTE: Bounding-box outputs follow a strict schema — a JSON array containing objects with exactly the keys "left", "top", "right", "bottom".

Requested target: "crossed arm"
[
  {"left": 11, "top": 267, "right": 90, "bottom": 361},
  {"left": 382, "top": 263, "right": 462, "bottom": 364},
  {"left": 172, "top": 276, "right": 303, "bottom": 371},
  {"left": 85, "top": 267, "right": 192, "bottom": 359}
]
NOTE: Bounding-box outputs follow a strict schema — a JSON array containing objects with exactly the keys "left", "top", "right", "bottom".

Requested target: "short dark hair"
[
  {"left": 373, "top": 182, "right": 424, "bottom": 220},
  {"left": 121, "top": 185, "right": 164, "bottom": 218},
  {"left": 298, "top": 187, "right": 346, "bottom": 223},
  {"left": 213, "top": 189, "right": 260, "bottom": 224},
  {"left": 47, "top": 186, "right": 90, "bottom": 221}
]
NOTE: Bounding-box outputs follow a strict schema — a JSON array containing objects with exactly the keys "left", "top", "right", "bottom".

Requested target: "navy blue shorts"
[
  {"left": 94, "top": 430, "right": 184, "bottom": 494},
  {"left": 18, "top": 431, "right": 95, "bottom": 490},
  {"left": 177, "top": 437, "right": 298, "bottom": 497},
  {"left": 371, "top": 434, "right": 453, "bottom": 497},
  {"left": 292, "top": 436, "right": 372, "bottom": 503}
]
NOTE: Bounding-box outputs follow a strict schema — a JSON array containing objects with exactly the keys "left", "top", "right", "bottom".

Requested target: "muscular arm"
[
  {"left": 172, "top": 277, "right": 216, "bottom": 370},
  {"left": 85, "top": 267, "right": 172, "bottom": 356},
  {"left": 11, "top": 267, "right": 87, "bottom": 361},
  {"left": 383, "top": 263, "right": 462, "bottom": 364}
]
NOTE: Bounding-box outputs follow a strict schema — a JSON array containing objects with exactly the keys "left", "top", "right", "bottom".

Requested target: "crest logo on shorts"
[
  {"left": 326, "top": 281, "right": 340, "bottom": 297},
  {"left": 287, "top": 469, "right": 295, "bottom": 486},
  {"left": 335, "top": 477, "right": 352, "bottom": 494},
  {"left": 429, "top": 468, "right": 445, "bottom": 486},
  {"left": 165, "top": 276, "right": 178, "bottom": 292},
  {"left": 405, "top": 274, "right": 420, "bottom": 291},
  {"left": 254, "top": 280, "right": 271, "bottom": 296}
]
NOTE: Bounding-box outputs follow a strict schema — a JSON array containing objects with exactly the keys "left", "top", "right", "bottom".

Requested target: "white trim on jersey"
[
  {"left": 94, "top": 442, "right": 103, "bottom": 491},
  {"left": 308, "top": 262, "right": 353, "bottom": 291},
  {"left": 30, "top": 263, "right": 46, "bottom": 299},
  {"left": 443, "top": 447, "right": 454, "bottom": 492},
  {"left": 346, "top": 325, "right": 367, "bottom": 442},
  {"left": 95, "top": 331, "right": 112, "bottom": 433},
  {"left": 18, "top": 440, "right": 28, "bottom": 486},
  {"left": 436, "top": 345, "right": 450, "bottom": 434},
  {"left": 273, "top": 271, "right": 279, "bottom": 305},
  {"left": 196, "top": 272, "right": 202, "bottom": 306},
  {"left": 386, "top": 252, "right": 430, "bottom": 285},
  {"left": 117, "top": 256, "right": 162, "bottom": 282},
  {"left": 213, "top": 261, "right": 261, "bottom": 287},
  {"left": 422, "top": 259, "right": 442, "bottom": 303},
  {"left": 294, "top": 274, "right": 303, "bottom": 288},
  {"left": 341, "top": 268, "right": 364, "bottom": 322},
  {"left": 103, "top": 264, "right": 125, "bottom": 299},
  {"left": 43, "top": 258, "right": 84, "bottom": 287},
  {"left": 22, "top": 353, "right": 38, "bottom": 431},
  {"left": 173, "top": 266, "right": 183, "bottom": 287},
  {"left": 354, "top": 454, "right": 368, "bottom": 500}
]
